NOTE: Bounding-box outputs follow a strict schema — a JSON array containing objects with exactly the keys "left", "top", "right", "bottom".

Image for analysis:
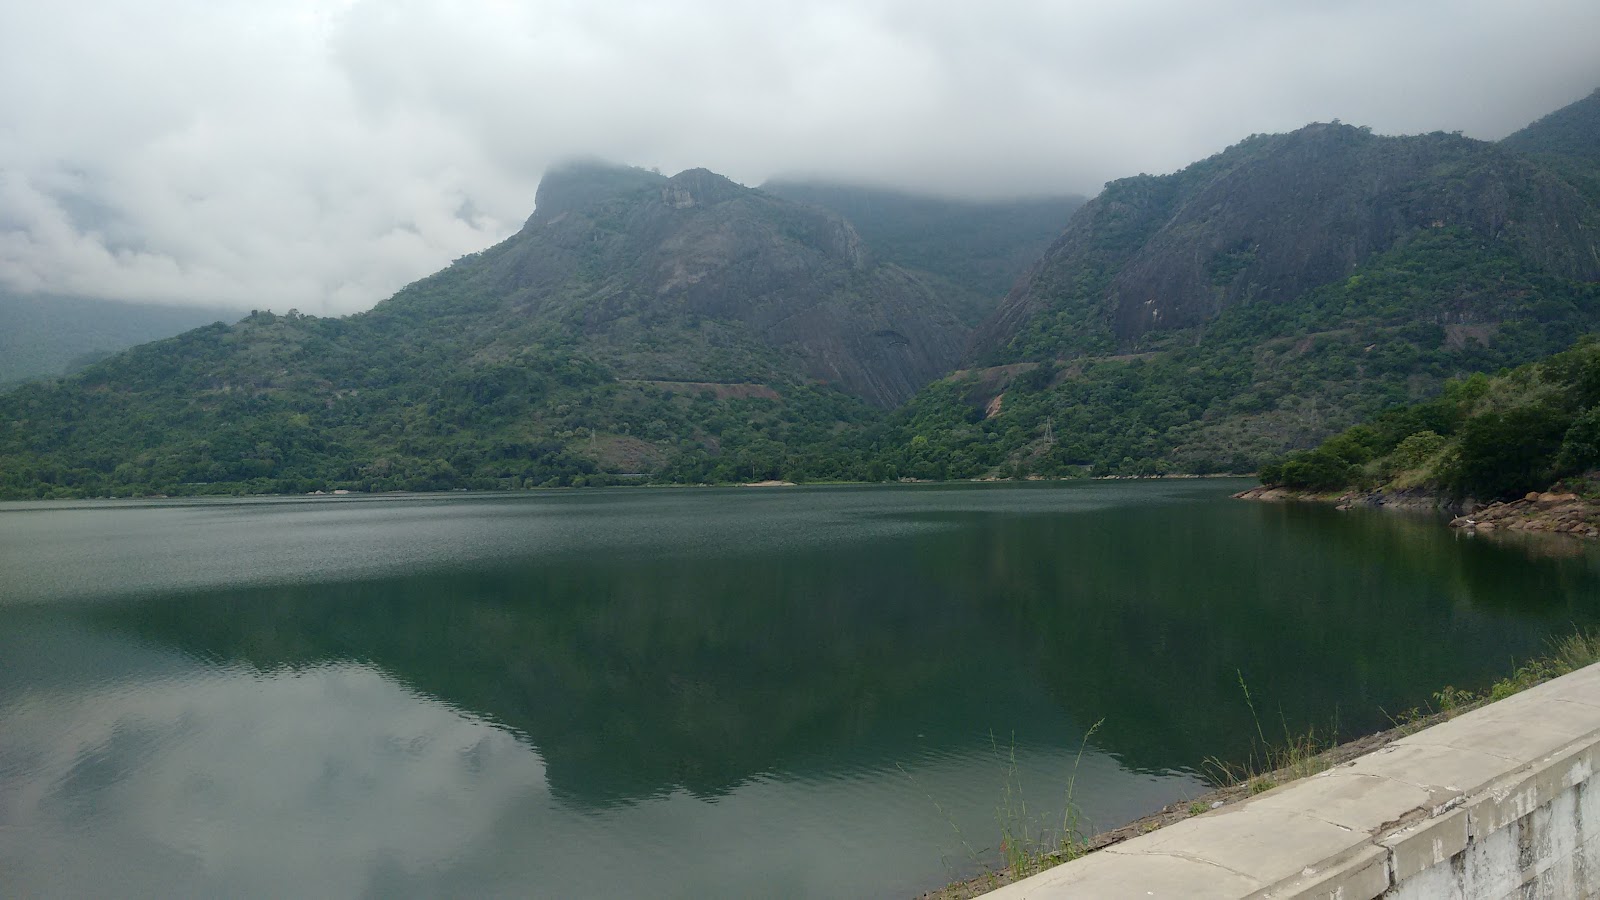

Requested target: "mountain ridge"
[
  {"left": 3, "top": 88, "right": 1599, "bottom": 497},
  {"left": 975, "top": 121, "right": 1600, "bottom": 364}
]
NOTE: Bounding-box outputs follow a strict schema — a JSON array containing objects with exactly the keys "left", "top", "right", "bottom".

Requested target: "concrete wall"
[{"left": 985, "top": 661, "right": 1600, "bottom": 899}]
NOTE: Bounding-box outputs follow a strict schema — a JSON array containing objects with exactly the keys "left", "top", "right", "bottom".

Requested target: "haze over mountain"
[
  {"left": 0, "top": 292, "right": 243, "bottom": 386},
  {"left": 2, "top": 1, "right": 1594, "bottom": 315},
  {"left": 758, "top": 181, "right": 1084, "bottom": 304},
  {"left": 3, "top": 87, "right": 1599, "bottom": 498}
]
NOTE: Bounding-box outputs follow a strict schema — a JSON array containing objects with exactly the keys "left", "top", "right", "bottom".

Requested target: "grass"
[
  {"left": 994, "top": 720, "right": 1103, "bottom": 878},
  {"left": 1201, "top": 670, "right": 1336, "bottom": 795},
  {"left": 904, "top": 721, "right": 1106, "bottom": 899},
  {"left": 1430, "top": 627, "right": 1600, "bottom": 712},
  {"left": 1223, "top": 629, "right": 1600, "bottom": 797}
]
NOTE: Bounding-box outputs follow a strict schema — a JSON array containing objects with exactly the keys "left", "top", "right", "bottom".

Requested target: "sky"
[{"left": 0, "top": 0, "right": 1595, "bottom": 315}]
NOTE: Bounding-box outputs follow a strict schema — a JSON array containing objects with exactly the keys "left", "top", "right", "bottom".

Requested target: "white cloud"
[{"left": 0, "top": 0, "right": 1595, "bottom": 313}]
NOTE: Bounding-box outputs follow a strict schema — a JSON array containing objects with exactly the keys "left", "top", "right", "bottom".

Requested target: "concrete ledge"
[{"left": 982, "top": 661, "right": 1600, "bottom": 899}]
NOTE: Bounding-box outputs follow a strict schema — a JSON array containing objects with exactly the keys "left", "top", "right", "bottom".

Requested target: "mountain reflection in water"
[{"left": 3, "top": 482, "right": 1598, "bottom": 897}]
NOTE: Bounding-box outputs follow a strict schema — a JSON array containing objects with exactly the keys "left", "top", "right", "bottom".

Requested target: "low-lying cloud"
[{"left": 1, "top": 0, "right": 1595, "bottom": 314}]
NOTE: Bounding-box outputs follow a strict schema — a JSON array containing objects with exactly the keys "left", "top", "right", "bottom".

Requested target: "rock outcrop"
[{"left": 1450, "top": 492, "right": 1600, "bottom": 538}]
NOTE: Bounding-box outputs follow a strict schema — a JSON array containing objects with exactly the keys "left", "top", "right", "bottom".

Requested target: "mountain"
[
  {"left": 0, "top": 163, "right": 973, "bottom": 498},
  {"left": 5, "top": 90, "right": 1600, "bottom": 498},
  {"left": 977, "top": 124, "right": 1600, "bottom": 360},
  {"left": 876, "top": 111, "right": 1600, "bottom": 479},
  {"left": 758, "top": 179, "right": 1084, "bottom": 308},
  {"left": 407, "top": 162, "right": 972, "bottom": 408},
  {"left": 1500, "top": 88, "right": 1600, "bottom": 200},
  {"left": 0, "top": 292, "right": 242, "bottom": 386}
]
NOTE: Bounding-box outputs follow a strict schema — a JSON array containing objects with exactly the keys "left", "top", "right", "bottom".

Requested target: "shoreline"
[
  {"left": 0, "top": 472, "right": 1255, "bottom": 505},
  {"left": 1232, "top": 484, "right": 1600, "bottom": 539}
]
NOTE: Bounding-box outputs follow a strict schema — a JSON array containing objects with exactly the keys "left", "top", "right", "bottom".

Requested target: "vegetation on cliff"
[
  {"left": 1500, "top": 87, "right": 1600, "bottom": 202},
  {"left": 882, "top": 225, "right": 1600, "bottom": 479}
]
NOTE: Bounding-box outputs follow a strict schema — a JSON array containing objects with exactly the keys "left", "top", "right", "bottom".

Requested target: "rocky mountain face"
[
  {"left": 376, "top": 162, "right": 969, "bottom": 408},
  {"left": 976, "top": 123, "right": 1600, "bottom": 362}
]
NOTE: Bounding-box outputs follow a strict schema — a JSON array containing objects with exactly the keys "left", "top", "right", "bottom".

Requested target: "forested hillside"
[{"left": 1259, "top": 338, "right": 1600, "bottom": 501}]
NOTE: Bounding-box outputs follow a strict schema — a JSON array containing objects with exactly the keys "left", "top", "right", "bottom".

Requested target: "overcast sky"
[{"left": 1, "top": 0, "right": 1595, "bottom": 315}]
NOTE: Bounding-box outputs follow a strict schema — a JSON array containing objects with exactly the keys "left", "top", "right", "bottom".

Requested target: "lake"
[{"left": 3, "top": 480, "right": 1599, "bottom": 897}]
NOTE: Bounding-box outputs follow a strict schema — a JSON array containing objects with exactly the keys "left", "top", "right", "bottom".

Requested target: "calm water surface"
[{"left": 3, "top": 481, "right": 1599, "bottom": 897}]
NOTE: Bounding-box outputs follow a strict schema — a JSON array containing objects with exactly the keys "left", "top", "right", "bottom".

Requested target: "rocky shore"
[
  {"left": 1231, "top": 485, "right": 1449, "bottom": 511},
  {"left": 1449, "top": 491, "right": 1600, "bottom": 538},
  {"left": 1234, "top": 485, "right": 1600, "bottom": 539}
]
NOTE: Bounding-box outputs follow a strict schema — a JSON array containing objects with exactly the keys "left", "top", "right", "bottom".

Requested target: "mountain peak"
[
  {"left": 660, "top": 168, "right": 747, "bottom": 209},
  {"left": 530, "top": 160, "right": 666, "bottom": 224}
]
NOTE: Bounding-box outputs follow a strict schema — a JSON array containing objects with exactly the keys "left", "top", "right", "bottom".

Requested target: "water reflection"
[
  {"left": 2, "top": 483, "right": 1599, "bottom": 897},
  {"left": 0, "top": 619, "right": 1180, "bottom": 898}
]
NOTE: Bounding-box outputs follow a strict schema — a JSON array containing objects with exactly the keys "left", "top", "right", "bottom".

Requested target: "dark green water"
[{"left": 3, "top": 481, "right": 1599, "bottom": 897}]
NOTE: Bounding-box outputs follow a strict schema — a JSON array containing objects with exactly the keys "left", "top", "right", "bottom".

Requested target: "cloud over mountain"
[{"left": 1, "top": 0, "right": 1596, "bottom": 313}]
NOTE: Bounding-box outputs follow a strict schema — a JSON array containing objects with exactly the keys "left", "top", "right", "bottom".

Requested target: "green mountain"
[
  {"left": 881, "top": 113, "right": 1600, "bottom": 478},
  {"left": 0, "top": 163, "right": 976, "bottom": 498},
  {"left": 0, "top": 292, "right": 242, "bottom": 386},
  {"left": 758, "top": 179, "right": 1084, "bottom": 307}
]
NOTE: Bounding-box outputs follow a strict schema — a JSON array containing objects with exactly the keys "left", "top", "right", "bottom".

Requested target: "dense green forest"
[
  {"left": 1259, "top": 338, "right": 1600, "bottom": 500},
  {"left": 7, "top": 224, "right": 1595, "bottom": 498},
  {"left": 0, "top": 308, "right": 893, "bottom": 498}
]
